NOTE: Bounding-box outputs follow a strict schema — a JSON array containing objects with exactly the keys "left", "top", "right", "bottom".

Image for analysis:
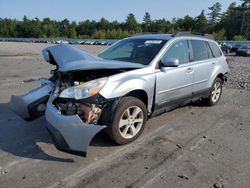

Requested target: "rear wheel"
[
  {"left": 204, "top": 77, "right": 223, "bottom": 106},
  {"left": 103, "top": 96, "right": 147, "bottom": 145}
]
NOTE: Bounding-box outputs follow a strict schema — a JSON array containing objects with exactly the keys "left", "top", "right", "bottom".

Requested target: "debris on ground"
[
  {"left": 22, "top": 78, "right": 37, "bottom": 83},
  {"left": 177, "top": 175, "right": 189, "bottom": 180},
  {"left": 213, "top": 182, "right": 225, "bottom": 188},
  {"left": 0, "top": 167, "right": 8, "bottom": 176},
  {"left": 176, "top": 144, "right": 183, "bottom": 149}
]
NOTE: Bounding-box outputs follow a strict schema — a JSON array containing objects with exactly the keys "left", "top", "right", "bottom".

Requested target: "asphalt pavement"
[{"left": 0, "top": 42, "right": 250, "bottom": 188}]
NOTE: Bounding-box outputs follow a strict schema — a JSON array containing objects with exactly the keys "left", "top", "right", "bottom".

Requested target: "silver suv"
[{"left": 10, "top": 33, "right": 229, "bottom": 156}]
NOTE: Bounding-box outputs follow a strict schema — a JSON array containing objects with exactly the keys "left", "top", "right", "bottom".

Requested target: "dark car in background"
[
  {"left": 220, "top": 43, "right": 232, "bottom": 54},
  {"left": 232, "top": 43, "right": 242, "bottom": 53},
  {"left": 236, "top": 46, "right": 250, "bottom": 56}
]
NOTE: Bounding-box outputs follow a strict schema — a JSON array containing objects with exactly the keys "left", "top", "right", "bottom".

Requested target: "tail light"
[{"left": 226, "top": 58, "right": 230, "bottom": 64}]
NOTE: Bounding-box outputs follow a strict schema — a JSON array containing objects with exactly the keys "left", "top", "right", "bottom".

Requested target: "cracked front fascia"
[{"left": 45, "top": 95, "right": 107, "bottom": 155}]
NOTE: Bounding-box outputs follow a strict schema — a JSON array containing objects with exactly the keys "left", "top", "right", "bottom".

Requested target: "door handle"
[
  {"left": 186, "top": 67, "right": 193, "bottom": 73},
  {"left": 211, "top": 62, "right": 216, "bottom": 67}
]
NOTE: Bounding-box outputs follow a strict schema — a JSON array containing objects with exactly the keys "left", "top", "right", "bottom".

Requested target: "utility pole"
[{"left": 240, "top": 12, "right": 245, "bottom": 35}]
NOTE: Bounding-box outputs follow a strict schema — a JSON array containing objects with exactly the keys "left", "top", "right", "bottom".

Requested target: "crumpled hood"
[{"left": 42, "top": 44, "right": 145, "bottom": 72}]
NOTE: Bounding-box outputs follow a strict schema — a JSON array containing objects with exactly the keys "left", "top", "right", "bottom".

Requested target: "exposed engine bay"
[
  {"left": 58, "top": 69, "right": 122, "bottom": 91},
  {"left": 52, "top": 69, "right": 124, "bottom": 124}
]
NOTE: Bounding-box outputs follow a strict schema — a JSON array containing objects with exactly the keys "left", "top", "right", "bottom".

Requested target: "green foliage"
[
  {"left": 142, "top": 12, "right": 152, "bottom": 31},
  {"left": 213, "top": 29, "right": 226, "bottom": 40},
  {"left": 143, "top": 12, "right": 152, "bottom": 25},
  {"left": 0, "top": 4, "right": 250, "bottom": 40},
  {"left": 125, "top": 13, "right": 141, "bottom": 32},
  {"left": 148, "top": 19, "right": 171, "bottom": 33},
  {"left": 92, "top": 29, "right": 132, "bottom": 39},
  {"left": 208, "top": 2, "right": 222, "bottom": 23},
  {"left": 69, "top": 28, "right": 77, "bottom": 39},
  {"left": 233, "top": 35, "right": 247, "bottom": 41},
  {"left": 195, "top": 10, "right": 207, "bottom": 33}
]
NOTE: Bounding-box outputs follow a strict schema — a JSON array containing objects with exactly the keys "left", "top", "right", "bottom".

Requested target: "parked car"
[
  {"left": 10, "top": 33, "right": 229, "bottom": 156},
  {"left": 220, "top": 43, "right": 233, "bottom": 54},
  {"left": 56, "top": 40, "right": 69, "bottom": 44},
  {"left": 68, "top": 40, "right": 82, "bottom": 45},
  {"left": 232, "top": 43, "right": 242, "bottom": 53},
  {"left": 236, "top": 46, "right": 250, "bottom": 56}
]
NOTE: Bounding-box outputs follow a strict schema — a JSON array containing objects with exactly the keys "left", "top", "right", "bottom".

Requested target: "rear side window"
[
  {"left": 191, "top": 40, "right": 208, "bottom": 61},
  {"left": 206, "top": 42, "right": 214, "bottom": 59},
  {"left": 209, "top": 42, "right": 222, "bottom": 57},
  {"left": 162, "top": 40, "right": 190, "bottom": 64}
]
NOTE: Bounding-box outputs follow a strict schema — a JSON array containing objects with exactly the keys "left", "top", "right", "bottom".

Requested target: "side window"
[
  {"left": 162, "top": 40, "right": 190, "bottom": 64},
  {"left": 206, "top": 42, "right": 214, "bottom": 59},
  {"left": 191, "top": 40, "right": 209, "bottom": 61},
  {"left": 209, "top": 42, "right": 222, "bottom": 57}
]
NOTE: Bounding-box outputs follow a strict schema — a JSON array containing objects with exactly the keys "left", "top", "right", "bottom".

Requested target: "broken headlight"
[{"left": 59, "top": 77, "right": 108, "bottom": 100}]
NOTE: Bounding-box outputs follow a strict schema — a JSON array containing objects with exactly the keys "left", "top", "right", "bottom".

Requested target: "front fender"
[{"left": 99, "top": 67, "right": 155, "bottom": 113}]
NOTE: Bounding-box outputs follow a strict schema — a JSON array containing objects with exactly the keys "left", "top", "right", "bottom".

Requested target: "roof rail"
[
  {"left": 132, "top": 32, "right": 164, "bottom": 36},
  {"left": 171, "top": 32, "right": 214, "bottom": 40}
]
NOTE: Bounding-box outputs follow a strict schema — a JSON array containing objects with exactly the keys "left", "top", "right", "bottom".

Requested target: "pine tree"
[{"left": 208, "top": 2, "right": 222, "bottom": 23}]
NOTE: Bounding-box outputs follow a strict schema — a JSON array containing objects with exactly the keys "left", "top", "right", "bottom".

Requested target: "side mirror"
[{"left": 160, "top": 58, "right": 179, "bottom": 67}]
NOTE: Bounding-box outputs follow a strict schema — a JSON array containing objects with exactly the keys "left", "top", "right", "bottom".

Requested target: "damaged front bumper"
[
  {"left": 10, "top": 80, "right": 107, "bottom": 156},
  {"left": 45, "top": 96, "right": 107, "bottom": 156},
  {"left": 10, "top": 82, "right": 53, "bottom": 120}
]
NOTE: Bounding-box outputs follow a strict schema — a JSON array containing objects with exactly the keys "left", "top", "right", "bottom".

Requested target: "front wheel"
[
  {"left": 103, "top": 96, "right": 147, "bottom": 145},
  {"left": 204, "top": 77, "right": 223, "bottom": 106}
]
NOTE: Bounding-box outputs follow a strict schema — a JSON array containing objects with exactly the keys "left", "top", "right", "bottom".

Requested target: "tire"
[
  {"left": 102, "top": 96, "right": 147, "bottom": 145},
  {"left": 204, "top": 77, "right": 223, "bottom": 106}
]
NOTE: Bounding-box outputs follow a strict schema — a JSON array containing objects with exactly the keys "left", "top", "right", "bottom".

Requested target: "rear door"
[
  {"left": 155, "top": 40, "right": 194, "bottom": 109},
  {"left": 190, "top": 40, "right": 217, "bottom": 95}
]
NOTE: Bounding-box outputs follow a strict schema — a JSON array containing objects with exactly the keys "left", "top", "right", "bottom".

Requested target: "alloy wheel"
[
  {"left": 211, "top": 81, "right": 222, "bottom": 103},
  {"left": 118, "top": 106, "right": 144, "bottom": 139}
]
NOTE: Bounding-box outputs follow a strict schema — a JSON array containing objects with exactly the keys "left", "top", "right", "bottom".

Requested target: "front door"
[{"left": 155, "top": 40, "right": 194, "bottom": 109}]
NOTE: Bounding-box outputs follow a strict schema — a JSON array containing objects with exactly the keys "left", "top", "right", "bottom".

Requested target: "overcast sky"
[{"left": 0, "top": 0, "right": 241, "bottom": 22}]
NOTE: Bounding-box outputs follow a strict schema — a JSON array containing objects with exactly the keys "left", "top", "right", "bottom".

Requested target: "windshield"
[{"left": 98, "top": 38, "right": 167, "bottom": 65}]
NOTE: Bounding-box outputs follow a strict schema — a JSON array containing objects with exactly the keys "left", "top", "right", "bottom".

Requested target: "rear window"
[
  {"left": 209, "top": 42, "right": 222, "bottom": 57},
  {"left": 191, "top": 40, "right": 209, "bottom": 61}
]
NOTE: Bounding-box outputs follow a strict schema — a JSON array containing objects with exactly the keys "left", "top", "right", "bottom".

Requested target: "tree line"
[{"left": 0, "top": 0, "right": 250, "bottom": 40}]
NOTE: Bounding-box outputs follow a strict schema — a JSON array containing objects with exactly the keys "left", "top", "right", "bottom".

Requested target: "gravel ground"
[{"left": 226, "top": 54, "right": 250, "bottom": 90}]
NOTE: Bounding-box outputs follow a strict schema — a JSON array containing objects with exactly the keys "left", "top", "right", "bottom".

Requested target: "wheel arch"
[
  {"left": 208, "top": 67, "right": 227, "bottom": 88},
  {"left": 125, "top": 89, "right": 148, "bottom": 109},
  {"left": 216, "top": 73, "right": 225, "bottom": 84}
]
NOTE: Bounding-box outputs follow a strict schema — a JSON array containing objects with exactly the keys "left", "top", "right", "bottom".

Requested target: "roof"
[{"left": 129, "top": 32, "right": 214, "bottom": 41}]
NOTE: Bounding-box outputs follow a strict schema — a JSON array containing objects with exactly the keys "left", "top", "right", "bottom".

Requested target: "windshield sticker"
[{"left": 145, "top": 40, "right": 162, "bottom": 44}]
